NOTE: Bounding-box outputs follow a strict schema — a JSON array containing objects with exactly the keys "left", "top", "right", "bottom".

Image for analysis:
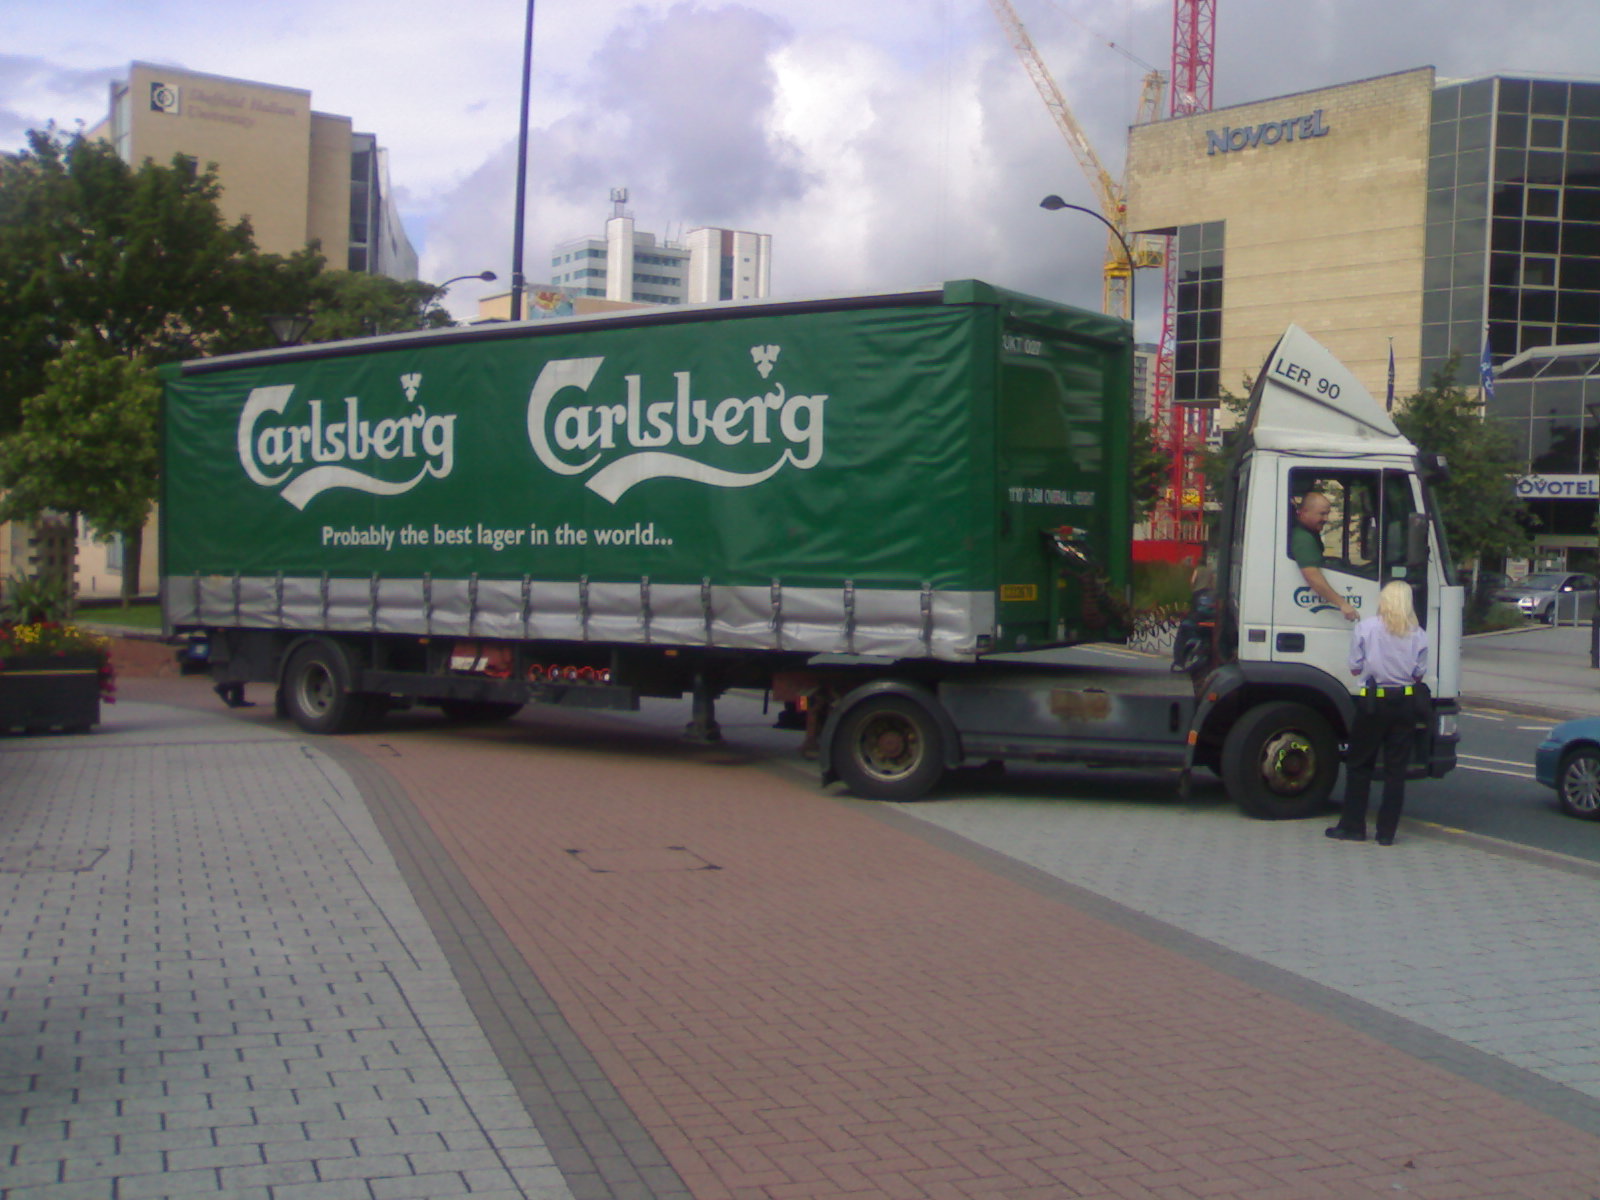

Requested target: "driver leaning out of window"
[{"left": 1292, "top": 491, "right": 1359, "bottom": 622}]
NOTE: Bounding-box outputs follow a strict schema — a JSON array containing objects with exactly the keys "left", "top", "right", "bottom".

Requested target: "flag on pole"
[
  {"left": 1386, "top": 341, "right": 1395, "bottom": 410},
  {"left": 1479, "top": 332, "right": 1496, "bottom": 399}
]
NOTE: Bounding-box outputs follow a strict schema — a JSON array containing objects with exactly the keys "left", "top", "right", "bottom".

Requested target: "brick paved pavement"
[
  {"left": 331, "top": 704, "right": 1600, "bottom": 1199},
  {"left": 0, "top": 699, "right": 572, "bottom": 1200},
  {"left": 6, "top": 654, "right": 1600, "bottom": 1198}
]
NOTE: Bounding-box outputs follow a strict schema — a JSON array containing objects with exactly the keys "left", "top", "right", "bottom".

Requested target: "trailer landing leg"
[{"left": 684, "top": 674, "right": 723, "bottom": 743}]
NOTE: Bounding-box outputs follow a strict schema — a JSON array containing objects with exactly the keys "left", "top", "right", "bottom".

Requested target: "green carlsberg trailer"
[{"left": 163, "top": 282, "right": 1461, "bottom": 815}]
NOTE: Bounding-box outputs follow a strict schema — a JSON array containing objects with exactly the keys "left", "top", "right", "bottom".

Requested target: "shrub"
[
  {"left": 1, "top": 572, "right": 72, "bottom": 625},
  {"left": 1132, "top": 560, "right": 1199, "bottom": 611},
  {"left": 1471, "top": 602, "right": 1528, "bottom": 634}
]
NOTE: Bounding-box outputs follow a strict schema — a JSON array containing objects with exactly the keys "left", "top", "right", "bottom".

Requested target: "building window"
[{"left": 1173, "top": 221, "right": 1224, "bottom": 404}]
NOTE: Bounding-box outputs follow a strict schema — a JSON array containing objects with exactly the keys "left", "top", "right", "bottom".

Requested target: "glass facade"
[
  {"left": 1173, "top": 220, "right": 1225, "bottom": 403},
  {"left": 1424, "top": 78, "right": 1600, "bottom": 383},
  {"left": 1424, "top": 77, "right": 1600, "bottom": 556}
]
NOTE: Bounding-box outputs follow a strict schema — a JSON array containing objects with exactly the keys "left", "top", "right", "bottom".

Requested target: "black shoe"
[
  {"left": 1325, "top": 826, "right": 1367, "bottom": 842},
  {"left": 1376, "top": 834, "right": 1395, "bottom": 846}
]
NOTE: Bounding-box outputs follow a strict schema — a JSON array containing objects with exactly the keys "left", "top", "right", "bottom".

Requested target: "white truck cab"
[{"left": 1193, "top": 325, "right": 1463, "bottom": 815}]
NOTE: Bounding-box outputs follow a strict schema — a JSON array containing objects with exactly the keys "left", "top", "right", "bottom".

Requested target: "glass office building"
[
  {"left": 1127, "top": 68, "right": 1600, "bottom": 562},
  {"left": 1426, "top": 77, "right": 1600, "bottom": 551}
]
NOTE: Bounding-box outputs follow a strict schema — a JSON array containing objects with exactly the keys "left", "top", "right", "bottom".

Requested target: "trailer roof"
[{"left": 173, "top": 279, "right": 1127, "bottom": 376}]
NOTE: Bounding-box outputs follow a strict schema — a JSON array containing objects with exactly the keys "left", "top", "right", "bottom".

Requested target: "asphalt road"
[
  {"left": 484, "top": 686, "right": 1600, "bottom": 866},
  {"left": 1408, "top": 706, "right": 1600, "bottom": 863}
]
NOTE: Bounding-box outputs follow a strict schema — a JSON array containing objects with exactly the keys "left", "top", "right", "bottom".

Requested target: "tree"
[
  {"left": 0, "top": 127, "right": 458, "bottom": 602},
  {"left": 1131, "top": 417, "right": 1172, "bottom": 519},
  {"left": 308, "top": 270, "right": 455, "bottom": 341},
  {"left": 0, "top": 128, "right": 275, "bottom": 431},
  {"left": 0, "top": 344, "right": 160, "bottom": 602},
  {"left": 1392, "top": 356, "right": 1533, "bottom": 567},
  {"left": 202, "top": 263, "right": 453, "bottom": 355}
]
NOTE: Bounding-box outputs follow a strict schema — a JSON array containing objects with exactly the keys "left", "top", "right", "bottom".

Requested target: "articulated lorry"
[{"left": 161, "top": 280, "right": 1460, "bottom": 817}]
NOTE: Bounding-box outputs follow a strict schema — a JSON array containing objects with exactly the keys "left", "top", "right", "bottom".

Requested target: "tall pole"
[
  {"left": 1038, "top": 196, "right": 1135, "bottom": 337},
  {"left": 509, "top": 0, "right": 536, "bottom": 321}
]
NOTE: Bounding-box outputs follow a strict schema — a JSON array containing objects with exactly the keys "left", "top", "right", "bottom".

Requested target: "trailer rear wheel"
[
  {"left": 832, "top": 695, "right": 945, "bottom": 801},
  {"left": 1221, "top": 701, "right": 1337, "bottom": 820},
  {"left": 282, "top": 642, "right": 373, "bottom": 734}
]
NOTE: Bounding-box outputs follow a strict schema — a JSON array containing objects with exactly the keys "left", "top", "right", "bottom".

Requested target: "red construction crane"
[{"left": 1150, "top": 0, "right": 1216, "bottom": 544}]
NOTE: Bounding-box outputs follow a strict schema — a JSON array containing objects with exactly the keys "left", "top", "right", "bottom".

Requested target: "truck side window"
[
  {"left": 1288, "top": 469, "right": 1383, "bottom": 581},
  {"left": 1380, "top": 471, "right": 1420, "bottom": 580}
]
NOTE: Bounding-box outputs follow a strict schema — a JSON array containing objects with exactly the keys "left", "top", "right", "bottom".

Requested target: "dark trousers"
[{"left": 1339, "top": 695, "right": 1415, "bottom": 838}]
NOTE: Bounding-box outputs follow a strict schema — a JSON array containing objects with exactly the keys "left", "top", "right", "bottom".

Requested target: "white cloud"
[{"left": 7, "top": 0, "right": 1600, "bottom": 327}]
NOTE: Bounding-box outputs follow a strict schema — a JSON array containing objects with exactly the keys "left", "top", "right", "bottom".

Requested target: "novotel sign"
[
  {"left": 1207, "top": 109, "right": 1330, "bottom": 156},
  {"left": 1515, "top": 474, "right": 1600, "bottom": 500}
]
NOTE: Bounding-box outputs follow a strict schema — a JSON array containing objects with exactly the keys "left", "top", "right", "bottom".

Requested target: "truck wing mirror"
[{"left": 1406, "top": 512, "right": 1430, "bottom": 572}]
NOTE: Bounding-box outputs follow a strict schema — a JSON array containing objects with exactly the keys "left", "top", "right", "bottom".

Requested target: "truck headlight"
[{"left": 1437, "top": 713, "right": 1458, "bottom": 738}]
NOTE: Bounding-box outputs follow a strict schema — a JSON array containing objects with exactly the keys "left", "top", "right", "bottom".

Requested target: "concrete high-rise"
[
  {"left": 92, "top": 62, "right": 417, "bottom": 278},
  {"left": 548, "top": 193, "right": 771, "bottom": 306}
]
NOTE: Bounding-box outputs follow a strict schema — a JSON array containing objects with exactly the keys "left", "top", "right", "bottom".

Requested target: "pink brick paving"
[
  {"left": 115, "top": 672, "right": 1600, "bottom": 1198},
  {"left": 343, "top": 715, "right": 1600, "bottom": 1200}
]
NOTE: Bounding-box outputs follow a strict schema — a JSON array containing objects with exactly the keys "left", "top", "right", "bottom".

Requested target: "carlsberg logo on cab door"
[
  {"left": 527, "top": 345, "right": 826, "bottom": 502},
  {"left": 237, "top": 373, "right": 455, "bottom": 509}
]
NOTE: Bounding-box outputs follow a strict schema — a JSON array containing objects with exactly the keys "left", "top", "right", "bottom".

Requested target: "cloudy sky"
[{"left": 5, "top": 0, "right": 1600, "bottom": 327}]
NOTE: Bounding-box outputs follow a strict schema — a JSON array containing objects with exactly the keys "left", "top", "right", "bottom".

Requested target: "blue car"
[{"left": 1535, "top": 718, "right": 1600, "bottom": 819}]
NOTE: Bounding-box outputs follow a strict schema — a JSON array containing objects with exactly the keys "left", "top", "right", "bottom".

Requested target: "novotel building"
[{"left": 1125, "top": 66, "right": 1600, "bottom": 563}]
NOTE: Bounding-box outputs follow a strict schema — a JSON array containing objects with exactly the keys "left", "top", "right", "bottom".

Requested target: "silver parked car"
[{"left": 1491, "top": 572, "right": 1599, "bottom": 623}]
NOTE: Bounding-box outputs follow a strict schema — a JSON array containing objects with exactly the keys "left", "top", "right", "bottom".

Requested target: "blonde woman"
[{"left": 1327, "top": 580, "right": 1429, "bottom": 846}]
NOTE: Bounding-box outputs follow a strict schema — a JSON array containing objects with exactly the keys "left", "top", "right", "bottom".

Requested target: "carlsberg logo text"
[
  {"left": 238, "top": 382, "right": 456, "bottom": 510},
  {"left": 527, "top": 354, "right": 826, "bottom": 502}
]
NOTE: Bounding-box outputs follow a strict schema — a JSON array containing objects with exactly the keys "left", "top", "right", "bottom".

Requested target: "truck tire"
[
  {"left": 1221, "top": 701, "right": 1337, "bottom": 820},
  {"left": 831, "top": 695, "right": 945, "bottom": 801},
  {"left": 438, "top": 699, "right": 524, "bottom": 723},
  {"left": 282, "top": 642, "right": 374, "bottom": 734}
]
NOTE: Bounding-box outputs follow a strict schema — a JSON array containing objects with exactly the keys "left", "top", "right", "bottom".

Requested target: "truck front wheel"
[
  {"left": 832, "top": 695, "right": 945, "bottom": 801},
  {"left": 1221, "top": 701, "right": 1337, "bottom": 820},
  {"left": 282, "top": 642, "right": 374, "bottom": 734}
]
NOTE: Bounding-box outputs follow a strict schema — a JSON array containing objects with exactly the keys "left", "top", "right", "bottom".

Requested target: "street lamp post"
[
  {"left": 436, "top": 270, "right": 498, "bottom": 292},
  {"left": 1586, "top": 401, "right": 1600, "bottom": 578},
  {"left": 1039, "top": 194, "right": 1135, "bottom": 334},
  {"left": 510, "top": 0, "right": 537, "bottom": 321}
]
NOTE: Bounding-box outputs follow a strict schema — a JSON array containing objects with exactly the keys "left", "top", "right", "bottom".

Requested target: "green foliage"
[
  {"left": 1392, "top": 356, "right": 1533, "bottom": 566},
  {"left": 0, "top": 572, "right": 73, "bottom": 624},
  {"left": 1472, "top": 602, "right": 1530, "bottom": 634},
  {"left": 0, "top": 124, "right": 469, "bottom": 604},
  {"left": 0, "top": 343, "right": 162, "bottom": 601},
  {"left": 204, "top": 263, "right": 453, "bottom": 353},
  {"left": 0, "top": 128, "right": 266, "bottom": 431},
  {"left": 306, "top": 271, "right": 455, "bottom": 341},
  {"left": 1131, "top": 559, "right": 1197, "bottom": 610},
  {"left": 1131, "top": 417, "right": 1172, "bottom": 519},
  {"left": 75, "top": 601, "right": 162, "bottom": 630},
  {"left": 1196, "top": 377, "right": 1252, "bottom": 501},
  {"left": 0, "top": 344, "right": 161, "bottom": 538}
]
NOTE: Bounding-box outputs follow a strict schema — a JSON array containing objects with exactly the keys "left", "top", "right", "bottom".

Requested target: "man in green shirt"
[{"left": 1293, "top": 491, "right": 1358, "bottom": 621}]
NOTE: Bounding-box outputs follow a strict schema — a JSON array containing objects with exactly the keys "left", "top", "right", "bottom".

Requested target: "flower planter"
[{"left": 0, "top": 652, "right": 103, "bottom": 733}]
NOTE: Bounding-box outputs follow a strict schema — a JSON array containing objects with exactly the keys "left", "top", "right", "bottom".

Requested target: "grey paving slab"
[
  {"left": 0, "top": 702, "right": 572, "bottom": 1200},
  {"left": 889, "top": 788, "right": 1600, "bottom": 1113}
]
